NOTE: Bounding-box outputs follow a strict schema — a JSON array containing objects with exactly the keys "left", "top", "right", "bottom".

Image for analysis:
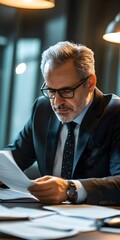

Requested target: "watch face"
[
  {"left": 67, "top": 182, "right": 77, "bottom": 203},
  {"left": 68, "top": 187, "right": 76, "bottom": 198}
]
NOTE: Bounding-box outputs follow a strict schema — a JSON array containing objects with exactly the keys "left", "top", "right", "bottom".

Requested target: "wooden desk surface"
[{"left": 0, "top": 202, "right": 120, "bottom": 240}]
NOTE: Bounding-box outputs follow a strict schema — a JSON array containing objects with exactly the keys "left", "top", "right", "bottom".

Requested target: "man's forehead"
[
  {"left": 43, "top": 59, "right": 75, "bottom": 75},
  {"left": 43, "top": 60, "right": 53, "bottom": 76}
]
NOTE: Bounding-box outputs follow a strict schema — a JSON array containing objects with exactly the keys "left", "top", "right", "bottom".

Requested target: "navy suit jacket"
[{"left": 7, "top": 87, "right": 120, "bottom": 205}]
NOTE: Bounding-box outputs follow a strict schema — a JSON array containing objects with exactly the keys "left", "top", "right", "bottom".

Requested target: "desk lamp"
[
  {"left": 103, "top": 13, "right": 120, "bottom": 44},
  {"left": 0, "top": 0, "right": 55, "bottom": 9}
]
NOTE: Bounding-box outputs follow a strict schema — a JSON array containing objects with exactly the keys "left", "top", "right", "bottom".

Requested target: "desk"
[{"left": 0, "top": 202, "right": 120, "bottom": 240}]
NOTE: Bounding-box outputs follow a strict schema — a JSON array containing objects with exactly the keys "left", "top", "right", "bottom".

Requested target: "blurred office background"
[{"left": 0, "top": 0, "right": 120, "bottom": 150}]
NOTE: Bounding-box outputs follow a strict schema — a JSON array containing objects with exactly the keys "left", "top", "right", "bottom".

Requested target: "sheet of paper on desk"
[
  {"left": 44, "top": 204, "right": 120, "bottom": 219},
  {"left": 0, "top": 210, "right": 96, "bottom": 239},
  {"left": 0, "top": 152, "right": 34, "bottom": 192},
  {"left": 0, "top": 205, "right": 29, "bottom": 220},
  {"left": 28, "top": 214, "right": 96, "bottom": 232},
  {"left": 0, "top": 205, "right": 55, "bottom": 220},
  {"left": 0, "top": 221, "right": 79, "bottom": 240},
  {"left": 100, "top": 227, "right": 120, "bottom": 234}
]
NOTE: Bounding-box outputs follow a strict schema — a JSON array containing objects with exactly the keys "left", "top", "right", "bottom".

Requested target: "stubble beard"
[
  {"left": 51, "top": 104, "right": 75, "bottom": 123},
  {"left": 52, "top": 97, "right": 88, "bottom": 123}
]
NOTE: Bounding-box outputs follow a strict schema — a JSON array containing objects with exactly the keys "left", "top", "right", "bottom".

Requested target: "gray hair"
[{"left": 40, "top": 41, "right": 95, "bottom": 80}]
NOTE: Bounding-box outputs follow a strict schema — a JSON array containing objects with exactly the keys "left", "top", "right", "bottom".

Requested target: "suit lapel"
[
  {"left": 73, "top": 88, "right": 106, "bottom": 173},
  {"left": 46, "top": 114, "right": 61, "bottom": 174}
]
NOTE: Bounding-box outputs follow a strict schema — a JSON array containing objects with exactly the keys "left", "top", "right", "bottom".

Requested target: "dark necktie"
[{"left": 61, "top": 122, "right": 76, "bottom": 179}]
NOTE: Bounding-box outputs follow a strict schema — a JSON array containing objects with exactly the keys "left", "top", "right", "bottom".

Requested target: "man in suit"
[{"left": 4, "top": 41, "right": 120, "bottom": 205}]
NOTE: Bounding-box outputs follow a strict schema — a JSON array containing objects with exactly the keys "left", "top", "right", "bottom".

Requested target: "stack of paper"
[
  {"left": 0, "top": 188, "right": 38, "bottom": 202},
  {"left": 0, "top": 205, "right": 95, "bottom": 239}
]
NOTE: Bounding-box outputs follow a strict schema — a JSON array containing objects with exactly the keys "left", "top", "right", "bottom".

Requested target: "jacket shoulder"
[{"left": 32, "top": 96, "right": 53, "bottom": 113}]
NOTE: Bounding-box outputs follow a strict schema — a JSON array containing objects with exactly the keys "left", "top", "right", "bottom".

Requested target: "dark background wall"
[{"left": 0, "top": 0, "right": 120, "bottom": 148}]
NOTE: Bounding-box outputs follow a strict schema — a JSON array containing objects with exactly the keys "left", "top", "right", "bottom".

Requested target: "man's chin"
[{"left": 55, "top": 112, "right": 74, "bottom": 123}]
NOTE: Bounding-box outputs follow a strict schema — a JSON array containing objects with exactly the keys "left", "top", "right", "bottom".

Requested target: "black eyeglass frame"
[{"left": 41, "top": 75, "right": 90, "bottom": 99}]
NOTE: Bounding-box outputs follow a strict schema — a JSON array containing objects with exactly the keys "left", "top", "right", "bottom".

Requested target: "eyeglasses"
[{"left": 41, "top": 76, "right": 89, "bottom": 99}]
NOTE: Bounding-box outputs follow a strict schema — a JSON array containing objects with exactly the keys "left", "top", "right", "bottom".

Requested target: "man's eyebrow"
[
  {"left": 47, "top": 87, "right": 73, "bottom": 91},
  {"left": 45, "top": 85, "right": 75, "bottom": 90}
]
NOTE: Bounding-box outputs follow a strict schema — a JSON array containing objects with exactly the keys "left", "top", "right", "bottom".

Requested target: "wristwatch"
[{"left": 67, "top": 180, "right": 78, "bottom": 203}]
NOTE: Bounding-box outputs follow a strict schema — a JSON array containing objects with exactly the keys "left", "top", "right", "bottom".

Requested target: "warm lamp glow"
[
  {"left": 103, "top": 13, "right": 120, "bottom": 43},
  {"left": 103, "top": 32, "right": 120, "bottom": 44},
  {"left": 0, "top": 0, "right": 55, "bottom": 9}
]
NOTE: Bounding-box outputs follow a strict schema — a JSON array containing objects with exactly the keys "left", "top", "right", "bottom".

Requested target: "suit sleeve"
[
  {"left": 81, "top": 176, "right": 120, "bottom": 205},
  {"left": 81, "top": 111, "right": 120, "bottom": 206}
]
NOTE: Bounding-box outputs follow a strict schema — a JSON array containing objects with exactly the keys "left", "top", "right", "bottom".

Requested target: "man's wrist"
[{"left": 72, "top": 180, "right": 87, "bottom": 203}]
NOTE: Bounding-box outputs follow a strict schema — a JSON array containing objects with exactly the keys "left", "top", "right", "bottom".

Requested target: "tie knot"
[{"left": 66, "top": 122, "right": 76, "bottom": 131}]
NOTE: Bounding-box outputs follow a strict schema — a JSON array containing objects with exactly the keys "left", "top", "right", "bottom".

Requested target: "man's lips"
[
  {"left": 57, "top": 109, "right": 68, "bottom": 114},
  {"left": 53, "top": 105, "right": 70, "bottom": 112}
]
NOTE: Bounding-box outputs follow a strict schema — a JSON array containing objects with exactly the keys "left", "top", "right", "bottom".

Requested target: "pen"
[{"left": 95, "top": 215, "right": 120, "bottom": 229}]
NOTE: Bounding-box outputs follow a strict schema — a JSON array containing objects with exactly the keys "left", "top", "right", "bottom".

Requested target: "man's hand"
[{"left": 28, "top": 175, "right": 69, "bottom": 204}]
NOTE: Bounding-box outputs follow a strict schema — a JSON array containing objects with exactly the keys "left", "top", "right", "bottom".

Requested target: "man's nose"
[{"left": 53, "top": 91, "right": 65, "bottom": 106}]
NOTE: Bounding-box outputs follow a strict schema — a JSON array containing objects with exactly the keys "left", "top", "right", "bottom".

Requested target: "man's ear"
[{"left": 88, "top": 74, "right": 96, "bottom": 92}]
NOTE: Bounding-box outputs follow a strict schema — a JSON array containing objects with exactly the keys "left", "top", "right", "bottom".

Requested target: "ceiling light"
[
  {"left": 0, "top": 0, "right": 55, "bottom": 9},
  {"left": 16, "top": 63, "right": 26, "bottom": 74},
  {"left": 103, "top": 13, "right": 120, "bottom": 44}
]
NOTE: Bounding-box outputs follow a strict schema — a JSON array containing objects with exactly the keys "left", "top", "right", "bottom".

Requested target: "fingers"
[
  {"left": 34, "top": 175, "right": 53, "bottom": 182},
  {"left": 29, "top": 176, "right": 58, "bottom": 192}
]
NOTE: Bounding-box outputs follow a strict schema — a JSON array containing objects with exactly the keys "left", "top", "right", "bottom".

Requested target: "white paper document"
[
  {"left": 28, "top": 214, "right": 96, "bottom": 232},
  {"left": 100, "top": 227, "right": 120, "bottom": 234},
  {"left": 44, "top": 204, "right": 120, "bottom": 219},
  {"left": 0, "top": 205, "right": 55, "bottom": 220},
  {"left": 0, "top": 221, "right": 79, "bottom": 240},
  {"left": 0, "top": 188, "right": 38, "bottom": 202},
  {"left": 0, "top": 152, "right": 34, "bottom": 193}
]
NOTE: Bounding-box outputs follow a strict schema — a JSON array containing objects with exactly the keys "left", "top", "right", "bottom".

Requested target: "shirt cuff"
[{"left": 72, "top": 180, "right": 87, "bottom": 203}]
